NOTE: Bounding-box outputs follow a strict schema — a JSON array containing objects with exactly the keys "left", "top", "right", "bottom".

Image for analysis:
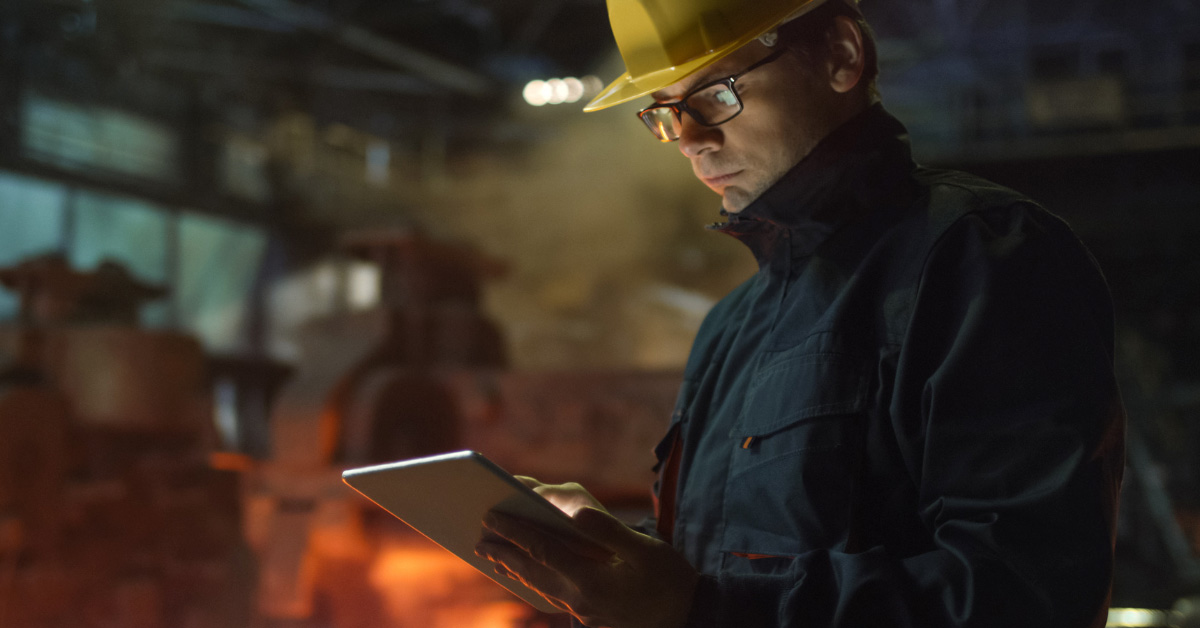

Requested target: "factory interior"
[{"left": 1, "top": 0, "right": 1200, "bottom": 626}]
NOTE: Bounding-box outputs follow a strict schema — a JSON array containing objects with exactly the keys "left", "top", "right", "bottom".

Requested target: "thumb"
[
  {"left": 514, "top": 475, "right": 543, "bottom": 489},
  {"left": 572, "top": 507, "right": 652, "bottom": 555}
]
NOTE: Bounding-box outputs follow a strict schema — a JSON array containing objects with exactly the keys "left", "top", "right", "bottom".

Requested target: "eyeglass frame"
[{"left": 637, "top": 48, "right": 789, "bottom": 142}]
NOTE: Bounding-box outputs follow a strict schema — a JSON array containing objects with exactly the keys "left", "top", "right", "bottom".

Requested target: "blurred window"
[
  {"left": 21, "top": 92, "right": 181, "bottom": 183},
  {"left": 0, "top": 173, "right": 268, "bottom": 351},
  {"left": 177, "top": 213, "right": 267, "bottom": 352},
  {"left": 0, "top": 172, "right": 68, "bottom": 319},
  {"left": 69, "top": 191, "right": 172, "bottom": 326}
]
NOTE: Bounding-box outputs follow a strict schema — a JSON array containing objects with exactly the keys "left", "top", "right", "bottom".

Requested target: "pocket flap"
[{"left": 731, "top": 352, "right": 867, "bottom": 438}]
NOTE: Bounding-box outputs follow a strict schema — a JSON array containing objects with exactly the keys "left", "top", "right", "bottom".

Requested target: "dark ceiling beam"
[
  {"left": 235, "top": 0, "right": 494, "bottom": 96},
  {"left": 143, "top": 49, "right": 443, "bottom": 95},
  {"left": 168, "top": 2, "right": 295, "bottom": 33}
]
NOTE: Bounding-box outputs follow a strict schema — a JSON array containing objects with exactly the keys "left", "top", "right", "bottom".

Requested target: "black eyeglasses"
[{"left": 637, "top": 49, "right": 787, "bottom": 143}]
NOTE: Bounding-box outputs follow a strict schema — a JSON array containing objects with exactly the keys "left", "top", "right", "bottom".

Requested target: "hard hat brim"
[
  {"left": 582, "top": 49, "right": 734, "bottom": 112},
  {"left": 583, "top": 0, "right": 834, "bottom": 112}
]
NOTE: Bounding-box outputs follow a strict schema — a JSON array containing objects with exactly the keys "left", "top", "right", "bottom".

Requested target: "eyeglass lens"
[
  {"left": 687, "top": 82, "right": 742, "bottom": 124},
  {"left": 641, "top": 107, "right": 683, "bottom": 142},
  {"left": 640, "top": 82, "right": 743, "bottom": 142}
]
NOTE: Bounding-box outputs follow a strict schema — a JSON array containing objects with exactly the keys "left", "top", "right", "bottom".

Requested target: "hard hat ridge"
[
  {"left": 610, "top": 1, "right": 735, "bottom": 76},
  {"left": 585, "top": 0, "right": 853, "bottom": 112}
]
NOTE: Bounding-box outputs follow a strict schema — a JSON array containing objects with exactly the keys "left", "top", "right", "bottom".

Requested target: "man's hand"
[
  {"left": 475, "top": 481, "right": 699, "bottom": 628},
  {"left": 514, "top": 476, "right": 606, "bottom": 518}
]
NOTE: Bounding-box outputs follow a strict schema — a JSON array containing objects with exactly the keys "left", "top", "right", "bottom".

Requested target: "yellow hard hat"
[{"left": 584, "top": 0, "right": 854, "bottom": 112}]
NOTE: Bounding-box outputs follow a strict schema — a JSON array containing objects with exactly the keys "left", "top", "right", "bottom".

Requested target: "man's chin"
[{"left": 721, "top": 188, "right": 755, "bottom": 213}]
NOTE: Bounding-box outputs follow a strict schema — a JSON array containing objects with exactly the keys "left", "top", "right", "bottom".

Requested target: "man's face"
[{"left": 650, "top": 41, "right": 846, "bottom": 213}]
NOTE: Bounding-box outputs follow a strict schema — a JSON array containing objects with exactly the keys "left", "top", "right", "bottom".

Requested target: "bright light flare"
[
  {"left": 1106, "top": 608, "right": 1178, "bottom": 627},
  {"left": 346, "top": 262, "right": 380, "bottom": 310},
  {"left": 525, "top": 75, "right": 604, "bottom": 106},
  {"left": 523, "top": 80, "right": 549, "bottom": 106},
  {"left": 546, "top": 78, "right": 568, "bottom": 104},
  {"left": 564, "top": 77, "right": 584, "bottom": 103},
  {"left": 582, "top": 75, "right": 603, "bottom": 96}
]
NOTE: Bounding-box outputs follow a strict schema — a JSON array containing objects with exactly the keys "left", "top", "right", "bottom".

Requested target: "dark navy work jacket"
[{"left": 661, "top": 105, "right": 1125, "bottom": 628}]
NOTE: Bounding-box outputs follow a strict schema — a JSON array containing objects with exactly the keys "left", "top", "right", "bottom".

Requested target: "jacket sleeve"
[{"left": 683, "top": 204, "right": 1126, "bottom": 628}]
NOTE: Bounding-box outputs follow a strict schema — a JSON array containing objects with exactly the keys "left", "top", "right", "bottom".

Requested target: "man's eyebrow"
[{"left": 651, "top": 67, "right": 726, "bottom": 102}]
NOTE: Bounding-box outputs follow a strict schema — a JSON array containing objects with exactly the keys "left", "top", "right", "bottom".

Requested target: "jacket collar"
[{"left": 711, "top": 104, "right": 917, "bottom": 266}]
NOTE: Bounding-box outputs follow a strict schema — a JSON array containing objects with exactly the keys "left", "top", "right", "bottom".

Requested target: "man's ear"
[{"left": 826, "top": 15, "right": 865, "bottom": 94}]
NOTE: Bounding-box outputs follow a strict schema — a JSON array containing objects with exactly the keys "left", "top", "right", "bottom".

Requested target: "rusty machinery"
[
  {"left": 246, "top": 231, "right": 682, "bottom": 628},
  {"left": 0, "top": 254, "right": 250, "bottom": 628}
]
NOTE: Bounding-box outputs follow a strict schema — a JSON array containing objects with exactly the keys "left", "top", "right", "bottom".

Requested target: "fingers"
[
  {"left": 482, "top": 512, "right": 611, "bottom": 582},
  {"left": 534, "top": 482, "right": 606, "bottom": 517},
  {"left": 476, "top": 534, "right": 611, "bottom": 624},
  {"left": 489, "top": 507, "right": 615, "bottom": 562},
  {"left": 476, "top": 540, "right": 575, "bottom": 611},
  {"left": 572, "top": 507, "right": 655, "bottom": 558},
  {"left": 514, "top": 475, "right": 542, "bottom": 489},
  {"left": 479, "top": 509, "right": 701, "bottom": 628},
  {"left": 483, "top": 512, "right": 579, "bottom": 564},
  {"left": 515, "top": 477, "right": 598, "bottom": 517}
]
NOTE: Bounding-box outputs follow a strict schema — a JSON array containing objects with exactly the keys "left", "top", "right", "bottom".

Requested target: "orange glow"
[
  {"left": 208, "top": 451, "right": 254, "bottom": 471},
  {"left": 657, "top": 120, "right": 673, "bottom": 142},
  {"left": 317, "top": 406, "right": 340, "bottom": 461},
  {"left": 368, "top": 538, "right": 535, "bottom": 628}
]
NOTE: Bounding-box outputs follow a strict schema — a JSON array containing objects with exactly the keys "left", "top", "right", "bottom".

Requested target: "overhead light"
[
  {"left": 547, "top": 79, "right": 569, "bottom": 104},
  {"left": 523, "top": 76, "right": 603, "bottom": 107},
  {"left": 523, "top": 80, "right": 549, "bottom": 106},
  {"left": 564, "top": 77, "right": 584, "bottom": 103},
  {"left": 582, "top": 75, "right": 603, "bottom": 96}
]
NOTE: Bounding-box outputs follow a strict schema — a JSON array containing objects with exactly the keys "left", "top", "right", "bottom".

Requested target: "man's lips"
[{"left": 701, "top": 171, "right": 741, "bottom": 187}]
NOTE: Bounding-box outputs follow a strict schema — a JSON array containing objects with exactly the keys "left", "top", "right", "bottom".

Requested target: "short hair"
[{"left": 775, "top": 1, "right": 881, "bottom": 103}]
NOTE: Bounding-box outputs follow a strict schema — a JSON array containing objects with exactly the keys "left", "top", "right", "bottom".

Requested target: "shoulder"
[
  {"left": 900, "top": 167, "right": 1094, "bottom": 271},
  {"left": 861, "top": 167, "right": 1113, "bottom": 339},
  {"left": 900, "top": 168, "right": 1113, "bottom": 327},
  {"left": 913, "top": 167, "right": 1052, "bottom": 235},
  {"left": 854, "top": 167, "right": 1095, "bottom": 295}
]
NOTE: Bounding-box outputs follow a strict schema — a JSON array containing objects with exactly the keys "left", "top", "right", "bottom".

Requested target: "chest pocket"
[{"left": 721, "top": 350, "right": 869, "bottom": 569}]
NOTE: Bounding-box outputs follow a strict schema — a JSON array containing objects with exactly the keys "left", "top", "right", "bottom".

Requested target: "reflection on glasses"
[{"left": 637, "top": 49, "right": 787, "bottom": 143}]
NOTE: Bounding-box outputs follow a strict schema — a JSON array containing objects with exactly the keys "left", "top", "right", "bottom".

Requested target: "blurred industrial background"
[{"left": 1, "top": 0, "right": 1199, "bottom": 627}]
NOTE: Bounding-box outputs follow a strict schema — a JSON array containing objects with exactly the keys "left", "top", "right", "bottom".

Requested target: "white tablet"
[{"left": 341, "top": 450, "right": 603, "bottom": 613}]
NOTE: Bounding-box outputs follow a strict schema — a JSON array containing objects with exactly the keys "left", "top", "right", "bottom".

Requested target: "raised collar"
[{"left": 711, "top": 104, "right": 917, "bottom": 266}]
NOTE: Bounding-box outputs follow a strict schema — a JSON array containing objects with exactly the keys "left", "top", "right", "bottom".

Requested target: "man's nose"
[{"left": 677, "top": 113, "right": 722, "bottom": 157}]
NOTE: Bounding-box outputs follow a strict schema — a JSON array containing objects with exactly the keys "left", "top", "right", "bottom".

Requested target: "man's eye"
[
  {"left": 715, "top": 88, "right": 738, "bottom": 107},
  {"left": 690, "top": 85, "right": 737, "bottom": 110}
]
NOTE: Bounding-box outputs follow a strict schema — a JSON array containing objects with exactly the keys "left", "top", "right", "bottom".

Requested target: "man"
[{"left": 475, "top": 1, "right": 1126, "bottom": 627}]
